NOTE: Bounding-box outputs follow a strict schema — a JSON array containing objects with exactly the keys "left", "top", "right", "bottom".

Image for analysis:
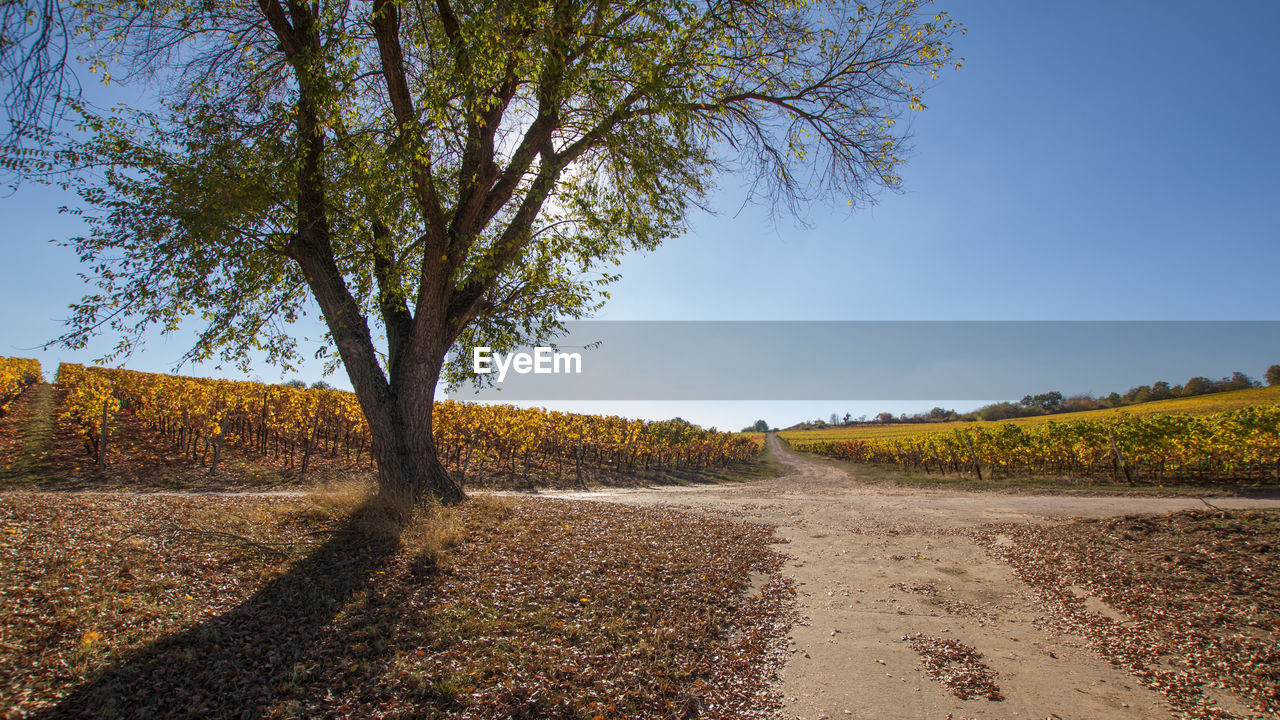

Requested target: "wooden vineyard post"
[
  {"left": 575, "top": 429, "right": 584, "bottom": 485},
  {"left": 1108, "top": 432, "right": 1133, "bottom": 485},
  {"left": 300, "top": 416, "right": 321, "bottom": 477},
  {"left": 259, "top": 397, "right": 269, "bottom": 455},
  {"left": 97, "top": 399, "right": 110, "bottom": 470},
  {"left": 209, "top": 427, "right": 222, "bottom": 476},
  {"left": 965, "top": 435, "right": 982, "bottom": 481}
]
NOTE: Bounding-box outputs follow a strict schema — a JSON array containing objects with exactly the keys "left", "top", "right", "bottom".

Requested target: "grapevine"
[
  {"left": 55, "top": 364, "right": 760, "bottom": 480},
  {"left": 0, "top": 357, "right": 41, "bottom": 415},
  {"left": 787, "top": 410, "right": 1280, "bottom": 484}
]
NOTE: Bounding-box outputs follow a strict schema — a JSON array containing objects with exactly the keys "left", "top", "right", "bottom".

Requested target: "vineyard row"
[
  {"left": 55, "top": 364, "right": 760, "bottom": 482},
  {"left": 0, "top": 357, "right": 41, "bottom": 415},
  {"left": 785, "top": 408, "right": 1280, "bottom": 484}
]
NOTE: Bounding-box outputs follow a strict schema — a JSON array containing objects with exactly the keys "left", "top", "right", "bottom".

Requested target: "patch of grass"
[
  {"left": 297, "top": 481, "right": 472, "bottom": 557},
  {"left": 404, "top": 500, "right": 466, "bottom": 574},
  {"left": 640, "top": 439, "right": 786, "bottom": 487},
  {"left": 0, "top": 383, "right": 57, "bottom": 485},
  {"left": 297, "top": 478, "right": 377, "bottom": 520},
  {"left": 465, "top": 493, "right": 517, "bottom": 519},
  {"left": 68, "top": 630, "right": 108, "bottom": 668},
  {"left": 716, "top": 440, "right": 786, "bottom": 482},
  {"left": 0, "top": 491, "right": 792, "bottom": 719}
]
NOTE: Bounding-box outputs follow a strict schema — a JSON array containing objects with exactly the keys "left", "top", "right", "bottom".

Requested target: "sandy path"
[{"left": 536, "top": 435, "right": 1280, "bottom": 720}]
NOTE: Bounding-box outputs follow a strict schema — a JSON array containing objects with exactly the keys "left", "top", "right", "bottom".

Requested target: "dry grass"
[
  {"left": 298, "top": 479, "right": 472, "bottom": 562},
  {"left": 404, "top": 500, "right": 467, "bottom": 574},
  {"left": 465, "top": 493, "right": 517, "bottom": 518},
  {"left": 299, "top": 478, "right": 377, "bottom": 519}
]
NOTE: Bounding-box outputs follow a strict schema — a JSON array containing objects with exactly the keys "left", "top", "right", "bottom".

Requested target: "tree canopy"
[{"left": 6, "top": 0, "right": 960, "bottom": 500}]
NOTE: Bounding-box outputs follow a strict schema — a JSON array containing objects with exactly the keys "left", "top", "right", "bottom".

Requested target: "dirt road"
[{"left": 540, "top": 435, "right": 1280, "bottom": 720}]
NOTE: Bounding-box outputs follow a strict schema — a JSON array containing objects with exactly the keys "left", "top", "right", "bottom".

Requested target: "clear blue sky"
[{"left": 2, "top": 1, "right": 1278, "bottom": 430}]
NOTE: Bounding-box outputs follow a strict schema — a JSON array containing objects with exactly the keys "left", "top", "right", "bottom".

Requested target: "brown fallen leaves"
[
  {"left": 0, "top": 492, "right": 793, "bottom": 719},
  {"left": 977, "top": 509, "right": 1280, "bottom": 720},
  {"left": 888, "top": 582, "right": 997, "bottom": 623},
  {"left": 901, "top": 633, "right": 1003, "bottom": 701}
]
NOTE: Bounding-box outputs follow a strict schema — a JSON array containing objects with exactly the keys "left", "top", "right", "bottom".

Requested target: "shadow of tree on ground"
[{"left": 34, "top": 497, "right": 408, "bottom": 720}]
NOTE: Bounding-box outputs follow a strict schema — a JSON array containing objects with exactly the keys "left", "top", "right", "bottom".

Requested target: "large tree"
[{"left": 10, "top": 0, "right": 959, "bottom": 503}]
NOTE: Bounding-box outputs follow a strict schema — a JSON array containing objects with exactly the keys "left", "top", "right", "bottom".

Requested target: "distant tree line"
[
  {"left": 285, "top": 379, "right": 334, "bottom": 390},
  {"left": 792, "top": 365, "right": 1280, "bottom": 429}
]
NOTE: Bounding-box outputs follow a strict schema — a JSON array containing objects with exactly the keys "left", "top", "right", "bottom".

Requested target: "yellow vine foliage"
[
  {"left": 0, "top": 357, "right": 41, "bottom": 414},
  {"left": 788, "top": 409, "right": 1280, "bottom": 483},
  {"left": 55, "top": 364, "right": 759, "bottom": 478}
]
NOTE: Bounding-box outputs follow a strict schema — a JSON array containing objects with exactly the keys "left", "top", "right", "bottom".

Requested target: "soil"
[{"left": 532, "top": 435, "right": 1280, "bottom": 720}]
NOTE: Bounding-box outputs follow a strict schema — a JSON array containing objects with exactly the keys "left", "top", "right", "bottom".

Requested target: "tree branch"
[
  {"left": 256, "top": 0, "right": 302, "bottom": 60},
  {"left": 370, "top": 0, "right": 447, "bottom": 248},
  {"left": 372, "top": 218, "right": 413, "bottom": 385}
]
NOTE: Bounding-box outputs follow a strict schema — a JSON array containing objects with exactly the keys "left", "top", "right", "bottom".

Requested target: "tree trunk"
[
  {"left": 367, "top": 402, "right": 465, "bottom": 505},
  {"left": 278, "top": 29, "right": 466, "bottom": 506},
  {"left": 332, "top": 338, "right": 465, "bottom": 505}
]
